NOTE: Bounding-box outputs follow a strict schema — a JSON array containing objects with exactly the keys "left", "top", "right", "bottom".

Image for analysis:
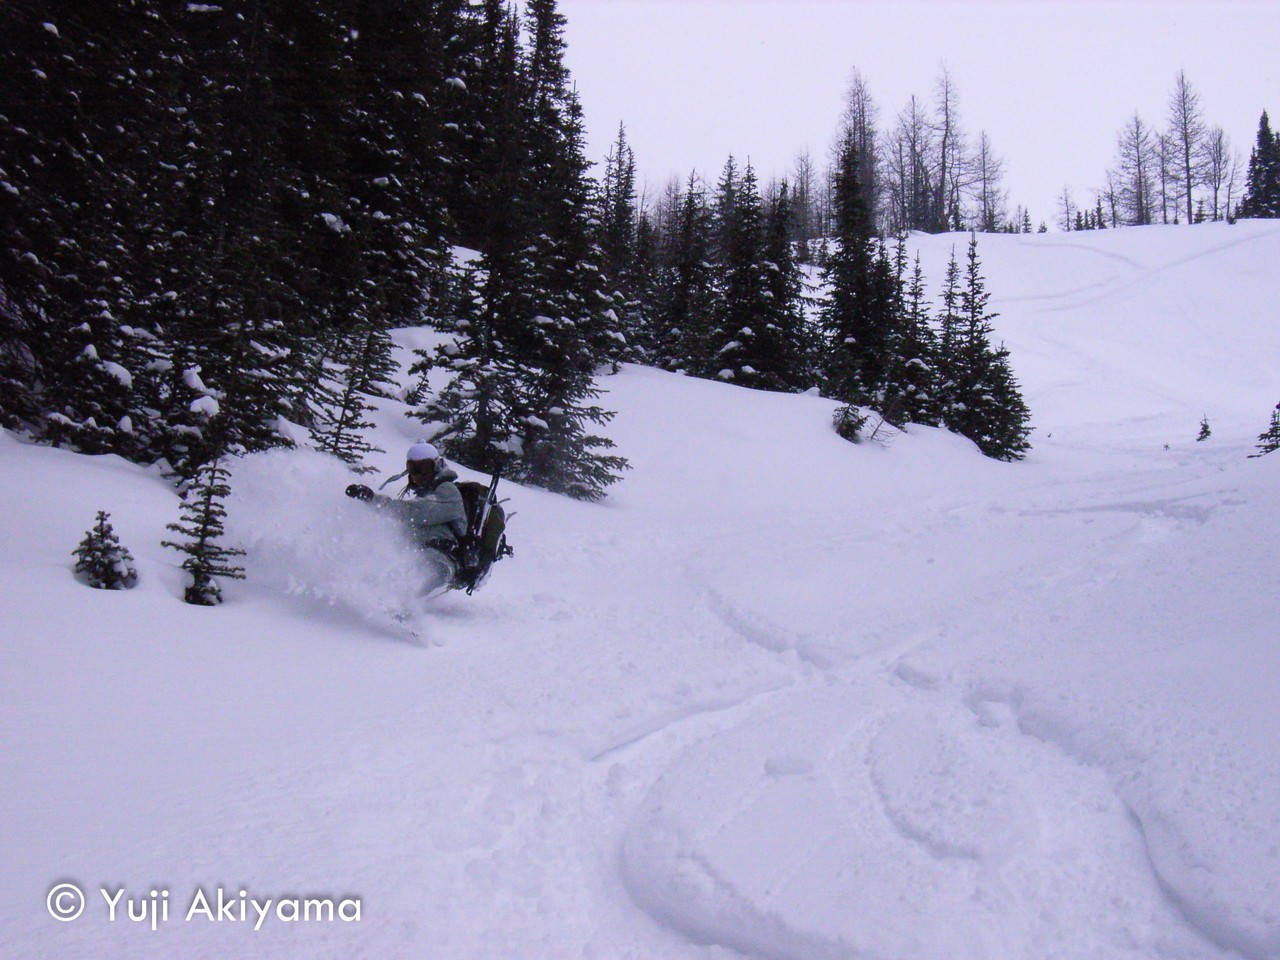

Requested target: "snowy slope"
[{"left": 3, "top": 222, "right": 1279, "bottom": 960}]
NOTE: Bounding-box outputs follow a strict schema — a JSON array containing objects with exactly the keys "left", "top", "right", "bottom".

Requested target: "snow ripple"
[{"left": 621, "top": 682, "right": 1204, "bottom": 960}]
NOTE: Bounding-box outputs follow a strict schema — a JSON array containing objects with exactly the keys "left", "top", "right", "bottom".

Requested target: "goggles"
[{"left": 407, "top": 458, "right": 437, "bottom": 476}]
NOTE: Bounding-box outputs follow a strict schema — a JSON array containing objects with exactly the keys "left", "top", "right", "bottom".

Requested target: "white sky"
[{"left": 560, "top": 0, "right": 1280, "bottom": 228}]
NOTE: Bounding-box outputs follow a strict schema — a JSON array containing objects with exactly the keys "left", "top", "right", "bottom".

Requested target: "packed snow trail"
[{"left": 2, "top": 223, "right": 1279, "bottom": 960}]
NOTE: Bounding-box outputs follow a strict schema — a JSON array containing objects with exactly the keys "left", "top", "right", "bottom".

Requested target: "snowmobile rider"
[{"left": 345, "top": 441, "right": 468, "bottom": 584}]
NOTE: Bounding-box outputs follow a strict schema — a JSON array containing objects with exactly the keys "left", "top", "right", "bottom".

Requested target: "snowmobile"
[{"left": 345, "top": 446, "right": 513, "bottom": 598}]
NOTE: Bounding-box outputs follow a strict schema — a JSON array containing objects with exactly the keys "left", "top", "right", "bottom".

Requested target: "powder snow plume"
[{"left": 225, "top": 449, "right": 434, "bottom": 634}]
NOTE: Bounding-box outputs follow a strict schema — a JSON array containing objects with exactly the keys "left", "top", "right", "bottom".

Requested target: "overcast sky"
[{"left": 559, "top": 0, "right": 1280, "bottom": 228}]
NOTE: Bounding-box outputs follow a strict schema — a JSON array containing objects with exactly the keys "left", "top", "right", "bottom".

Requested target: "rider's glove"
[{"left": 345, "top": 483, "right": 374, "bottom": 501}]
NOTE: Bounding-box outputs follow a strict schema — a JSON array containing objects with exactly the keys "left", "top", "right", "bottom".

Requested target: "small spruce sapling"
[
  {"left": 1249, "top": 403, "right": 1280, "bottom": 458},
  {"left": 162, "top": 461, "right": 246, "bottom": 605},
  {"left": 1197, "top": 416, "right": 1211, "bottom": 441},
  {"left": 833, "top": 404, "right": 869, "bottom": 443},
  {"left": 73, "top": 511, "right": 138, "bottom": 589}
]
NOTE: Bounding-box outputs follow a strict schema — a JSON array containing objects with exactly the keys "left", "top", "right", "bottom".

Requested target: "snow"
[
  {"left": 188, "top": 395, "right": 219, "bottom": 418},
  {"left": 101, "top": 361, "right": 132, "bottom": 389},
  {"left": 321, "top": 212, "right": 351, "bottom": 234},
  {"left": 182, "top": 366, "right": 212, "bottom": 396},
  {"left": 3, "top": 222, "right": 1280, "bottom": 959}
]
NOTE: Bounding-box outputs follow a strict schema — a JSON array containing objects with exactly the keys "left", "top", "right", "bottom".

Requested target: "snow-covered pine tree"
[
  {"left": 0, "top": 3, "right": 167, "bottom": 455},
  {"left": 712, "top": 156, "right": 740, "bottom": 269},
  {"left": 757, "top": 179, "right": 811, "bottom": 391},
  {"left": 1250, "top": 403, "right": 1280, "bottom": 457},
  {"left": 881, "top": 246, "right": 940, "bottom": 426},
  {"left": 500, "top": 0, "right": 627, "bottom": 499},
  {"left": 935, "top": 246, "right": 964, "bottom": 419},
  {"left": 708, "top": 163, "right": 771, "bottom": 386},
  {"left": 980, "top": 340, "right": 1033, "bottom": 461},
  {"left": 651, "top": 172, "right": 716, "bottom": 373},
  {"left": 310, "top": 324, "right": 398, "bottom": 473},
  {"left": 162, "top": 460, "right": 245, "bottom": 606},
  {"left": 598, "top": 122, "right": 649, "bottom": 367},
  {"left": 939, "top": 234, "right": 1031, "bottom": 460},
  {"left": 418, "top": 0, "right": 627, "bottom": 499},
  {"left": 630, "top": 213, "right": 662, "bottom": 363},
  {"left": 821, "top": 129, "right": 896, "bottom": 408},
  {"left": 412, "top": 0, "right": 528, "bottom": 475},
  {"left": 832, "top": 404, "right": 869, "bottom": 443},
  {"left": 1238, "top": 111, "right": 1280, "bottom": 219},
  {"left": 73, "top": 511, "right": 139, "bottom": 590},
  {"left": 412, "top": 261, "right": 529, "bottom": 474}
]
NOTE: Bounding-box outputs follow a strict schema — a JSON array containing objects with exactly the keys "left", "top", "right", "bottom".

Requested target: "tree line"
[
  {"left": 720, "top": 67, "right": 1029, "bottom": 246},
  {"left": 587, "top": 123, "right": 1032, "bottom": 461},
  {"left": 1060, "top": 72, "right": 1278, "bottom": 230}
]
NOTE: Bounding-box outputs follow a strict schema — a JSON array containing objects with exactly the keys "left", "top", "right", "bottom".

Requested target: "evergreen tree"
[
  {"left": 1250, "top": 402, "right": 1280, "bottom": 457},
  {"left": 1238, "top": 111, "right": 1280, "bottom": 219},
  {"left": 73, "top": 511, "right": 138, "bottom": 590},
  {"left": 937, "top": 235, "right": 1031, "bottom": 460},
  {"left": 711, "top": 155, "right": 741, "bottom": 268},
  {"left": 881, "top": 248, "right": 940, "bottom": 426},
  {"left": 448, "top": 0, "right": 528, "bottom": 254},
  {"left": 652, "top": 172, "right": 717, "bottom": 373},
  {"left": 822, "top": 131, "right": 896, "bottom": 407},
  {"left": 162, "top": 461, "right": 245, "bottom": 606},
  {"left": 508, "top": 0, "right": 626, "bottom": 497},
  {"left": 832, "top": 403, "right": 869, "bottom": 443},
  {"left": 934, "top": 247, "right": 964, "bottom": 421},
  {"left": 419, "top": 0, "right": 534, "bottom": 479},
  {"left": 310, "top": 324, "right": 398, "bottom": 473},
  {"left": 757, "top": 180, "right": 810, "bottom": 390},
  {"left": 629, "top": 212, "right": 662, "bottom": 363},
  {"left": 598, "top": 123, "right": 647, "bottom": 364},
  {"left": 0, "top": 3, "right": 170, "bottom": 453},
  {"left": 707, "top": 163, "right": 770, "bottom": 386},
  {"left": 418, "top": 0, "right": 627, "bottom": 500},
  {"left": 980, "top": 340, "right": 1033, "bottom": 461},
  {"left": 413, "top": 262, "right": 525, "bottom": 473}
]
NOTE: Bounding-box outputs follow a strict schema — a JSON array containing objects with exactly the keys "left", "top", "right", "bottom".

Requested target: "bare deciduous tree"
[
  {"left": 932, "top": 66, "right": 969, "bottom": 231},
  {"left": 1114, "top": 112, "right": 1158, "bottom": 225},
  {"left": 1201, "top": 126, "right": 1236, "bottom": 221},
  {"left": 789, "top": 149, "right": 820, "bottom": 258},
  {"left": 969, "top": 130, "right": 1007, "bottom": 232},
  {"left": 884, "top": 95, "right": 936, "bottom": 233},
  {"left": 1058, "top": 185, "right": 1077, "bottom": 232},
  {"left": 1167, "top": 70, "right": 1207, "bottom": 224},
  {"left": 1155, "top": 132, "right": 1178, "bottom": 223},
  {"left": 836, "top": 67, "right": 882, "bottom": 224}
]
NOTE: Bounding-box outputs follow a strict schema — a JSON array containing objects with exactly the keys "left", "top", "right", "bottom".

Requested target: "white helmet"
[{"left": 406, "top": 441, "right": 440, "bottom": 465}]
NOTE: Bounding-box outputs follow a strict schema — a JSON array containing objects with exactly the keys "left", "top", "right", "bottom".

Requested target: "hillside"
[{"left": 3, "top": 222, "right": 1279, "bottom": 960}]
